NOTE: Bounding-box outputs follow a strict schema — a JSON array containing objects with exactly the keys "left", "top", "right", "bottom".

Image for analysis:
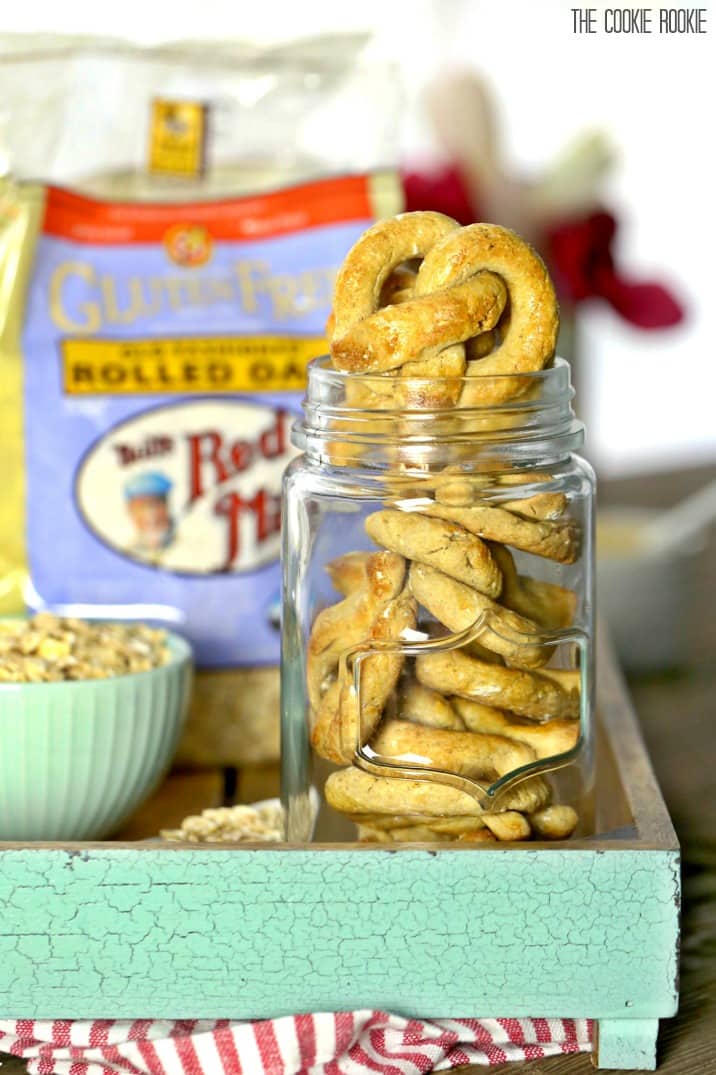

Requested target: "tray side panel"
[{"left": 0, "top": 846, "right": 679, "bottom": 1020}]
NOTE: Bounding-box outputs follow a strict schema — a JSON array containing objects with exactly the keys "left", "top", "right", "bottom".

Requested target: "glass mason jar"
[{"left": 281, "top": 357, "right": 595, "bottom": 844}]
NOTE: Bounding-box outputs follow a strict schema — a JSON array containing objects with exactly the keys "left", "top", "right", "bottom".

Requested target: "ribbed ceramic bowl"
[{"left": 0, "top": 631, "right": 192, "bottom": 841}]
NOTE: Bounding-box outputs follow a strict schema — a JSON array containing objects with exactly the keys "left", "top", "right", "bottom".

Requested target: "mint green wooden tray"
[{"left": 0, "top": 631, "right": 679, "bottom": 1071}]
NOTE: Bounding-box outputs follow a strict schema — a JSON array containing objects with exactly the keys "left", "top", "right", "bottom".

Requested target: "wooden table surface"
[{"left": 1, "top": 463, "right": 714, "bottom": 1073}]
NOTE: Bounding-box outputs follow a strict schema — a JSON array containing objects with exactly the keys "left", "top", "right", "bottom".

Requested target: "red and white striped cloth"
[{"left": 0, "top": 1013, "right": 592, "bottom": 1074}]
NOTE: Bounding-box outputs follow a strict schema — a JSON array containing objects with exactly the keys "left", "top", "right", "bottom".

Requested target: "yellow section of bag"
[{"left": 0, "top": 181, "right": 45, "bottom": 614}]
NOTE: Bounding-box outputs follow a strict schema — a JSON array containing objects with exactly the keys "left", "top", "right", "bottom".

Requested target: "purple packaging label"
[{"left": 21, "top": 203, "right": 371, "bottom": 667}]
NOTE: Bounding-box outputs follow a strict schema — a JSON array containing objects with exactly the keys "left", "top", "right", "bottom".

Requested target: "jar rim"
[
  {"left": 295, "top": 355, "right": 584, "bottom": 464},
  {"left": 304, "top": 354, "right": 572, "bottom": 410}
]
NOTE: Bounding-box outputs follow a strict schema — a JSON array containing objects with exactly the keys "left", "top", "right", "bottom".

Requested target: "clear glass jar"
[{"left": 281, "top": 357, "right": 595, "bottom": 844}]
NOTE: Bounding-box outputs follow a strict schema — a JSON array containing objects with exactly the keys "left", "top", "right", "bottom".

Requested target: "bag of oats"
[{"left": 0, "top": 36, "right": 402, "bottom": 763}]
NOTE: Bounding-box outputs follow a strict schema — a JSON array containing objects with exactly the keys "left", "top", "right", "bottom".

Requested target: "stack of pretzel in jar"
[{"left": 307, "top": 211, "right": 583, "bottom": 843}]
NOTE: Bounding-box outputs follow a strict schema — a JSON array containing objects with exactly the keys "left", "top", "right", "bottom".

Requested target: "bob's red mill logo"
[
  {"left": 75, "top": 400, "right": 294, "bottom": 575},
  {"left": 163, "top": 223, "right": 213, "bottom": 268}
]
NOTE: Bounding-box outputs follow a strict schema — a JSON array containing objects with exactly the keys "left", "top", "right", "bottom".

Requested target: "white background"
[{"left": 2, "top": 0, "right": 714, "bottom": 476}]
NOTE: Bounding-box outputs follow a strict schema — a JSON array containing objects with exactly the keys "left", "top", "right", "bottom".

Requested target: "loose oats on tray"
[
  {"left": 0, "top": 614, "right": 170, "bottom": 682},
  {"left": 160, "top": 802, "right": 284, "bottom": 844}
]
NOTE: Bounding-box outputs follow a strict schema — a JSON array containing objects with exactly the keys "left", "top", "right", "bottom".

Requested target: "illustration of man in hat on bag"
[{"left": 123, "top": 471, "right": 176, "bottom": 562}]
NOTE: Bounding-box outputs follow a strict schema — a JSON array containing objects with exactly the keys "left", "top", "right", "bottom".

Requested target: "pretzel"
[
  {"left": 452, "top": 698, "right": 579, "bottom": 759},
  {"left": 356, "top": 811, "right": 532, "bottom": 843},
  {"left": 330, "top": 220, "right": 556, "bottom": 400},
  {"left": 330, "top": 212, "right": 460, "bottom": 338},
  {"left": 483, "top": 811, "right": 532, "bottom": 841},
  {"left": 416, "top": 223, "right": 559, "bottom": 405},
  {"left": 487, "top": 543, "right": 577, "bottom": 630},
  {"left": 307, "top": 551, "right": 406, "bottom": 713},
  {"left": 331, "top": 275, "right": 505, "bottom": 375},
  {"left": 398, "top": 680, "right": 466, "bottom": 730},
  {"left": 417, "top": 500, "right": 579, "bottom": 563},
  {"left": 370, "top": 719, "right": 537, "bottom": 781},
  {"left": 357, "top": 821, "right": 498, "bottom": 843},
  {"left": 529, "top": 804, "right": 579, "bottom": 840},
  {"left": 351, "top": 812, "right": 489, "bottom": 835},
  {"left": 365, "top": 509, "right": 502, "bottom": 597},
  {"left": 416, "top": 648, "right": 580, "bottom": 721},
  {"left": 355, "top": 812, "right": 535, "bottom": 843},
  {"left": 325, "top": 765, "right": 550, "bottom": 819},
  {"left": 435, "top": 470, "right": 568, "bottom": 520},
  {"left": 311, "top": 588, "right": 417, "bottom": 764},
  {"left": 408, "top": 561, "right": 549, "bottom": 669}
]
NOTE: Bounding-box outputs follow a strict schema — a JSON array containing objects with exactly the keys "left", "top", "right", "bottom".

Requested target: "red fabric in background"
[
  {"left": 546, "top": 211, "right": 684, "bottom": 328},
  {"left": 402, "top": 166, "right": 685, "bottom": 329}
]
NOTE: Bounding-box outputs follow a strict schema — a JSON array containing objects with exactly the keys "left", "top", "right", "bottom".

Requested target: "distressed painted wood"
[
  {"left": 0, "top": 629, "right": 679, "bottom": 1071},
  {"left": 0, "top": 842, "right": 678, "bottom": 1023},
  {"left": 596, "top": 1019, "right": 660, "bottom": 1070}
]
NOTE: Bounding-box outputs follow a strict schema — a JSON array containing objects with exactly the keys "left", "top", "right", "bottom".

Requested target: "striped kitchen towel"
[{"left": 0, "top": 1013, "right": 592, "bottom": 1073}]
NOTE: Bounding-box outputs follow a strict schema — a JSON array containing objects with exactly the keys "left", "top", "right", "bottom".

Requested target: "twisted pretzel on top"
[
  {"left": 417, "top": 223, "right": 559, "bottom": 405},
  {"left": 329, "top": 213, "right": 505, "bottom": 411},
  {"left": 329, "top": 216, "right": 558, "bottom": 409}
]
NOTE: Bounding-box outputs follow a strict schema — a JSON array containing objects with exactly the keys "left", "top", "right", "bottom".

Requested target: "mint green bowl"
[{"left": 0, "top": 632, "right": 192, "bottom": 841}]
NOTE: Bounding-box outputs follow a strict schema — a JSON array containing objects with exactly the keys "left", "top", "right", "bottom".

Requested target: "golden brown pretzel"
[
  {"left": 415, "top": 223, "right": 559, "bottom": 405},
  {"left": 356, "top": 820, "right": 498, "bottom": 843},
  {"left": 331, "top": 274, "right": 507, "bottom": 375},
  {"left": 370, "top": 718, "right": 537, "bottom": 781},
  {"left": 330, "top": 211, "right": 460, "bottom": 339},
  {"left": 355, "top": 812, "right": 542, "bottom": 843},
  {"left": 307, "top": 551, "right": 406, "bottom": 713},
  {"left": 365, "top": 509, "right": 502, "bottom": 597},
  {"left": 356, "top": 813, "right": 534, "bottom": 843},
  {"left": 487, "top": 543, "right": 577, "bottom": 630},
  {"left": 311, "top": 587, "right": 417, "bottom": 764},
  {"left": 529, "top": 804, "right": 579, "bottom": 839},
  {"left": 325, "top": 765, "right": 550, "bottom": 819},
  {"left": 436, "top": 473, "right": 568, "bottom": 523},
  {"left": 398, "top": 680, "right": 466, "bottom": 730},
  {"left": 326, "top": 215, "right": 469, "bottom": 414},
  {"left": 418, "top": 500, "right": 579, "bottom": 563},
  {"left": 330, "top": 222, "right": 557, "bottom": 402},
  {"left": 483, "top": 811, "right": 532, "bottom": 841},
  {"left": 328, "top": 213, "right": 509, "bottom": 412},
  {"left": 416, "top": 648, "right": 580, "bottom": 720},
  {"left": 408, "top": 561, "right": 549, "bottom": 670},
  {"left": 452, "top": 698, "right": 579, "bottom": 760},
  {"left": 352, "top": 813, "right": 489, "bottom": 836}
]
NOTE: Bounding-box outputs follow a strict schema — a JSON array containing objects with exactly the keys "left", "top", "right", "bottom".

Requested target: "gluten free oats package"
[{"left": 0, "top": 36, "right": 402, "bottom": 762}]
